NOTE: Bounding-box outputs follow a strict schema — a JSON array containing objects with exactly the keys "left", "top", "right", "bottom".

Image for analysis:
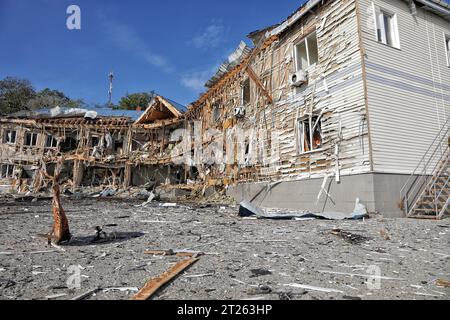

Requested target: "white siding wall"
[{"left": 359, "top": 0, "right": 450, "bottom": 174}]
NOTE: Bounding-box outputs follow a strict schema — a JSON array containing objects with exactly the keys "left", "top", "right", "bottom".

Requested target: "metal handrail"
[
  {"left": 400, "top": 116, "right": 450, "bottom": 215},
  {"left": 404, "top": 144, "right": 449, "bottom": 216},
  {"left": 400, "top": 116, "right": 450, "bottom": 195}
]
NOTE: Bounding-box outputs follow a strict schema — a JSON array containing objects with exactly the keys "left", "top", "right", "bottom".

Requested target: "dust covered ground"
[{"left": 0, "top": 195, "right": 449, "bottom": 300}]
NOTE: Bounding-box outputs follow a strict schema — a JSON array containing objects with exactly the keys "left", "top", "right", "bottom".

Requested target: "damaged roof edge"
[
  {"left": 205, "top": 41, "right": 252, "bottom": 89},
  {"left": 198, "top": 0, "right": 321, "bottom": 97},
  {"left": 193, "top": 0, "right": 450, "bottom": 107},
  {"left": 266, "top": 0, "right": 322, "bottom": 38},
  {"left": 268, "top": 0, "right": 450, "bottom": 40}
]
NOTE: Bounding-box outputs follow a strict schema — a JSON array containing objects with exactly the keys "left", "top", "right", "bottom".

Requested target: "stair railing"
[{"left": 400, "top": 116, "right": 450, "bottom": 217}]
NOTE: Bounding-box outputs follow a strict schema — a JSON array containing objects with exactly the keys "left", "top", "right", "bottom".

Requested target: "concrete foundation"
[{"left": 227, "top": 173, "right": 412, "bottom": 218}]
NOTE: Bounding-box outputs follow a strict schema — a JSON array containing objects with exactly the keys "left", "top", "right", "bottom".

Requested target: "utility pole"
[{"left": 108, "top": 72, "right": 114, "bottom": 107}]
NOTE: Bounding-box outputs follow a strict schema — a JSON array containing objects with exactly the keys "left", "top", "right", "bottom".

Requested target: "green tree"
[
  {"left": 0, "top": 77, "right": 36, "bottom": 115},
  {"left": 117, "top": 92, "right": 154, "bottom": 110},
  {"left": 0, "top": 77, "right": 87, "bottom": 116},
  {"left": 27, "top": 88, "right": 86, "bottom": 110}
]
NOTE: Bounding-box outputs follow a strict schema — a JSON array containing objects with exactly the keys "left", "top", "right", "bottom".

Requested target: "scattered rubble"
[{"left": 0, "top": 195, "right": 448, "bottom": 300}]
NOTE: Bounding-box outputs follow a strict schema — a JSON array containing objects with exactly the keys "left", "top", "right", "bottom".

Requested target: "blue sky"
[{"left": 0, "top": 0, "right": 305, "bottom": 107}]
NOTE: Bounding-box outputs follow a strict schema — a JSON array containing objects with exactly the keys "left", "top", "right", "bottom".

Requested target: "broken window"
[
  {"left": 45, "top": 135, "right": 58, "bottom": 148},
  {"left": 114, "top": 140, "right": 123, "bottom": 152},
  {"left": 0, "top": 164, "right": 14, "bottom": 178},
  {"left": 446, "top": 35, "right": 450, "bottom": 67},
  {"left": 3, "top": 130, "right": 16, "bottom": 144},
  {"left": 60, "top": 137, "right": 78, "bottom": 152},
  {"left": 295, "top": 32, "right": 319, "bottom": 72},
  {"left": 241, "top": 79, "right": 251, "bottom": 105},
  {"left": 374, "top": 5, "right": 400, "bottom": 48},
  {"left": 91, "top": 136, "right": 100, "bottom": 147},
  {"left": 296, "top": 116, "right": 323, "bottom": 154},
  {"left": 24, "top": 132, "right": 38, "bottom": 147}
]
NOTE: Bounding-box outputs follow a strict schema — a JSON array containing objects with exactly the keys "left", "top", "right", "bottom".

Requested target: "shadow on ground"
[{"left": 63, "top": 232, "right": 145, "bottom": 247}]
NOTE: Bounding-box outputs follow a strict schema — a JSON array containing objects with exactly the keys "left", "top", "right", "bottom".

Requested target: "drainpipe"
[{"left": 416, "top": 0, "right": 450, "bottom": 17}]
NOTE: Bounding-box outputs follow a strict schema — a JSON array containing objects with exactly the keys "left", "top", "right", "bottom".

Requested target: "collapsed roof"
[
  {"left": 6, "top": 106, "right": 145, "bottom": 122},
  {"left": 3, "top": 94, "right": 186, "bottom": 125},
  {"left": 135, "top": 95, "right": 186, "bottom": 124}
]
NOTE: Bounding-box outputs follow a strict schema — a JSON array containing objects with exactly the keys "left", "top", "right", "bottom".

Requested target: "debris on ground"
[
  {"left": 330, "top": 229, "right": 372, "bottom": 245},
  {"left": 0, "top": 196, "right": 448, "bottom": 300}
]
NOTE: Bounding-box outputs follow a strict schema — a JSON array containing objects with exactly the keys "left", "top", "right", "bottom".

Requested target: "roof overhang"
[{"left": 415, "top": 0, "right": 450, "bottom": 21}]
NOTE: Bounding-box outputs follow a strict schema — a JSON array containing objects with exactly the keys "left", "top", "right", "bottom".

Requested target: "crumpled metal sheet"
[{"left": 239, "top": 198, "right": 368, "bottom": 220}]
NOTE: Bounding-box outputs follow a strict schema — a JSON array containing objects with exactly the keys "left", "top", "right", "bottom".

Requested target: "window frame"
[
  {"left": 0, "top": 164, "right": 15, "bottom": 179},
  {"left": 294, "top": 31, "right": 319, "bottom": 73},
  {"left": 373, "top": 3, "right": 401, "bottom": 49},
  {"left": 445, "top": 34, "right": 450, "bottom": 67},
  {"left": 3, "top": 129, "right": 17, "bottom": 144},
  {"left": 296, "top": 115, "right": 323, "bottom": 155},
  {"left": 45, "top": 135, "right": 58, "bottom": 149},
  {"left": 241, "top": 78, "right": 251, "bottom": 106},
  {"left": 24, "top": 132, "right": 38, "bottom": 147}
]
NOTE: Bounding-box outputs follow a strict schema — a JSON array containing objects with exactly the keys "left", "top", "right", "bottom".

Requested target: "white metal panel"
[{"left": 359, "top": 0, "right": 450, "bottom": 174}]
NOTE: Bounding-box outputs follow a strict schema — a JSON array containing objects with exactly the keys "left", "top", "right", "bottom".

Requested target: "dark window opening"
[
  {"left": 24, "top": 133, "right": 38, "bottom": 147},
  {"left": 91, "top": 136, "right": 100, "bottom": 148},
  {"left": 114, "top": 140, "right": 123, "bottom": 151},
  {"left": 60, "top": 137, "right": 78, "bottom": 152},
  {"left": 0, "top": 164, "right": 14, "bottom": 178},
  {"left": 242, "top": 79, "right": 251, "bottom": 105},
  {"left": 3, "top": 130, "right": 16, "bottom": 144},
  {"left": 45, "top": 135, "right": 58, "bottom": 148}
]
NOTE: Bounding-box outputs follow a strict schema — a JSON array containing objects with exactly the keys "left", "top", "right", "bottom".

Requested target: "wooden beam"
[
  {"left": 246, "top": 66, "right": 273, "bottom": 104},
  {"left": 132, "top": 256, "right": 199, "bottom": 300},
  {"left": 188, "top": 35, "right": 279, "bottom": 112}
]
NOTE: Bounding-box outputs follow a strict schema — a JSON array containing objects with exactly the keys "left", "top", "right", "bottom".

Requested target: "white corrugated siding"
[{"left": 359, "top": 0, "right": 450, "bottom": 174}]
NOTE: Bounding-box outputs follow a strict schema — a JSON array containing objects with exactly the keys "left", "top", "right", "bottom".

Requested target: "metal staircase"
[{"left": 400, "top": 117, "right": 450, "bottom": 220}]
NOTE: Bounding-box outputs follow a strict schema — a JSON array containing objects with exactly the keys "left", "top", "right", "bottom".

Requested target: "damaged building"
[
  {"left": 182, "top": 0, "right": 450, "bottom": 218},
  {"left": 0, "top": 96, "right": 188, "bottom": 196},
  {"left": 1, "top": 0, "right": 449, "bottom": 219}
]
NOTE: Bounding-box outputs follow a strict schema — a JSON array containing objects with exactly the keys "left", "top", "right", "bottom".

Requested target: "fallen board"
[{"left": 132, "top": 257, "right": 199, "bottom": 300}]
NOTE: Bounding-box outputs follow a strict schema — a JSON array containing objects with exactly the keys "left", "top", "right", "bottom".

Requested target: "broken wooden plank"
[
  {"left": 284, "top": 283, "right": 344, "bottom": 294},
  {"left": 132, "top": 256, "right": 199, "bottom": 301},
  {"left": 71, "top": 287, "right": 101, "bottom": 300},
  {"left": 436, "top": 279, "right": 450, "bottom": 288},
  {"left": 45, "top": 293, "right": 68, "bottom": 300},
  {"left": 144, "top": 250, "right": 196, "bottom": 257},
  {"left": 246, "top": 66, "right": 273, "bottom": 104}
]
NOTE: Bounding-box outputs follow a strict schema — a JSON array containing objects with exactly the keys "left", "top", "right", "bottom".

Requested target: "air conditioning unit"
[
  {"left": 234, "top": 106, "right": 246, "bottom": 118},
  {"left": 290, "top": 70, "right": 307, "bottom": 87}
]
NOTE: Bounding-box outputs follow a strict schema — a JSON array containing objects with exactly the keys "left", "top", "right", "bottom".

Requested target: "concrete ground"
[{"left": 0, "top": 195, "right": 449, "bottom": 300}]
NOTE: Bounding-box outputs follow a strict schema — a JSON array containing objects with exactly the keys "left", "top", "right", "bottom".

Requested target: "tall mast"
[{"left": 108, "top": 72, "right": 114, "bottom": 106}]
